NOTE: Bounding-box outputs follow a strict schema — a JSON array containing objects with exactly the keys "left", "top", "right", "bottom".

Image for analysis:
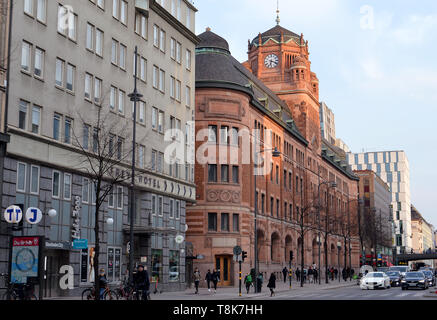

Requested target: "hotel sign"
[{"left": 71, "top": 196, "right": 81, "bottom": 240}]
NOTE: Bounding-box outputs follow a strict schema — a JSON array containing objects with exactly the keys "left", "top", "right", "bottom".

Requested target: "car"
[
  {"left": 389, "top": 266, "right": 410, "bottom": 278},
  {"left": 421, "top": 270, "right": 436, "bottom": 287},
  {"left": 385, "top": 271, "right": 402, "bottom": 287},
  {"left": 360, "top": 272, "right": 391, "bottom": 290},
  {"left": 401, "top": 272, "right": 429, "bottom": 290},
  {"left": 377, "top": 267, "right": 389, "bottom": 273}
]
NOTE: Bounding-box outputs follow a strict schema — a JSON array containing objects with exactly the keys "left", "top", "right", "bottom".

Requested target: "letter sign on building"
[
  {"left": 25, "top": 207, "right": 42, "bottom": 225},
  {"left": 71, "top": 196, "right": 81, "bottom": 240}
]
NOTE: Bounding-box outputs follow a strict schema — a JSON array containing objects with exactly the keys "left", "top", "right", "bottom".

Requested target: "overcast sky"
[{"left": 194, "top": 0, "right": 437, "bottom": 227}]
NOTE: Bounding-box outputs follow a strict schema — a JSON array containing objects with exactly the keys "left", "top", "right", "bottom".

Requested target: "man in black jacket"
[{"left": 134, "top": 265, "right": 150, "bottom": 300}]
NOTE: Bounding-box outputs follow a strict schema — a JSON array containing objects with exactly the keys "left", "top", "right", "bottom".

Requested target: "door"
[{"left": 215, "top": 255, "right": 231, "bottom": 286}]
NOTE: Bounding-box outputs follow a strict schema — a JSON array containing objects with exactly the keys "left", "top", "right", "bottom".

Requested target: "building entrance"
[{"left": 215, "top": 255, "right": 231, "bottom": 286}]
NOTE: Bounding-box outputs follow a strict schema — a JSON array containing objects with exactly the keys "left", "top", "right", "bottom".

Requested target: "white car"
[{"left": 360, "top": 272, "right": 391, "bottom": 290}]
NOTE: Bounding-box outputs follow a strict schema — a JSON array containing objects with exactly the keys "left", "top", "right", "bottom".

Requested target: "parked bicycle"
[
  {"left": 81, "top": 284, "right": 116, "bottom": 300},
  {"left": 114, "top": 281, "right": 135, "bottom": 300},
  {"left": 1, "top": 273, "right": 37, "bottom": 300},
  {"left": 131, "top": 288, "right": 151, "bottom": 300}
]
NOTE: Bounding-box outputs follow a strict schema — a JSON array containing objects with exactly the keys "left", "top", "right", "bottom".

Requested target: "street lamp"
[
  {"left": 253, "top": 146, "right": 280, "bottom": 293},
  {"left": 317, "top": 180, "right": 336, "bottom": 284}
]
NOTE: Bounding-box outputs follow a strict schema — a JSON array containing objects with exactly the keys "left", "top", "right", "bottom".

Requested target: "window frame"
[{"left": 16, "top": 162, "right": 27, "bottom": 193}]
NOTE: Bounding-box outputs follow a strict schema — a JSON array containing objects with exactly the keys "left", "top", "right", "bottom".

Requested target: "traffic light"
[
  {"left": 12, "top": 204, "right": 24, "bottom": 231},
  {"left": 241, "top": 251, "right": 247, "bottom": 262},
  {"left": 289, "top": 250, "right": 294, "bottom": 261}
]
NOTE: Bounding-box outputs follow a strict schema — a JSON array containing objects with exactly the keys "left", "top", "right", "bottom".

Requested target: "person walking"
[
  {"left": 282, "top": 267, "right": 288, "bottom": 283},
  {"left": 193, "top": 268, "right": 201, "bottom": 294},
  {"left": 342, "top": 267, "right": 347, "bottom": 281},
  {"left": 205, "top": 269, "right": 212, "bottom": 292},
  {"left": 303, "top": 268, "right": 307, "bottom": 283},
  {"left": 98, "top": 268, "right": 108, "bottom": 300},
  {"left": 314, "top": 268, "right": 318, "bottom": 283},
  {"left": 308, "top": 266, "right": 313, "bottom": 283},
  {"left": 244, "top": 273, "right": 252, "bottom": 294},
  {"left": 296, "top": 268, "right": 301, "bottom": 282},
  {"left": 211, "top": 269, "right": 220, "bottom": 293},
  {"left": 334, "top": 268, "right": 338, "bottom": 280},
  {"left": 267, "top": 273, "right": 276, "bottom": 297},
  {"left": 256, "top": 273, "right": 263, "bottom": 293},
  {"left": 133, "top": 264, "right": 150, "bottom": 300}
]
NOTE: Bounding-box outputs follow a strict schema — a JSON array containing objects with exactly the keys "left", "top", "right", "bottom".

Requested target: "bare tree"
[
  {"left": 71, "top": 105, "right": 134, "bottom": 300},
  {"left": 320, "top": 193, "right": 338, "bottom": 283}
]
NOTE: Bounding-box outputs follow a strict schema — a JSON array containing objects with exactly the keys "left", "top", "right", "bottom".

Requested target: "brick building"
[{"left": 186, "top": 24, "right": 360, "bottom": 287}]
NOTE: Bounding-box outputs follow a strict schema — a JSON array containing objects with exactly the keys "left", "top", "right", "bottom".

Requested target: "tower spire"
[{"left": 276, "top": 0, "right": 280, "bottom": 25}]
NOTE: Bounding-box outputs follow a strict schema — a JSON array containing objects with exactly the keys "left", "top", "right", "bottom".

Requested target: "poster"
[
  {"left": 11, "top": 237, "right": 40, "bottom": 284},
  {"left": 88, "top": 247, "right": 95, "bottom": 283},
  {"left": 80, "top": 248, "right": 88, "bottom": 283}
]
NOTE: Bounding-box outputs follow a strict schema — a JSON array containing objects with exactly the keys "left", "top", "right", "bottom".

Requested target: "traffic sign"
[
  {"left": 25, "top": 207, "right": 42, "bottom": 225},
  {"left": 4, "top": 205, "right": 23, "bottom": 224},
  {"left": 233, "top": 246, "right": 242, "bottom": 255}
]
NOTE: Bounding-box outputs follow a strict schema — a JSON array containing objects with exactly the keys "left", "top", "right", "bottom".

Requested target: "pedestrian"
[
  {"left": 346, "top": 267, "right": 351, "bottom": 280},
  {"left": 296, "top": 268, "right": 301, "bottom": 282},
  {"left": 212, "top": 269, "right": 220, "bottom": 293},
  {"left": 205, "top": 269, "right": 212, "bottom": 292},
  {"left": 133, "top": 264, "right": 150, "bottom": 300},
  {"left": 193, "top": 268, "right": 201, "bottom": 294},
  {"left": 314, "top": 268, "right": 318, "bottom": 283},
  {"left": 244, "top": 273, "right": 252, "bottom": 294},
  {"left": 334, "top": 268, "right": 338, "bottom": 280},
  {"left": 330, "top": 267, "right": 334, "bottom": 281},
  {"left": 303, "top": 268, "right": 307, "bottom": 283},
  {"left": 308, "top": 266, "right": 313, "bottom": 283},
  {"left": 256, "top": 273, "right": 263, "bottom": 293},
  {"left": 98, "top": 268, "right": 108, "bottom": 300},
  {"left": 342, "top": 268, "right": 347, "bottom": 281},
  {"left": 350, "top": 268, "right": 355, "bottom": 280},
  {"left": 282, "top": 267, "right": 288, "bottom": 283},
  {"left": 267, "top": 273, "right": 276, "bottom": 297}
]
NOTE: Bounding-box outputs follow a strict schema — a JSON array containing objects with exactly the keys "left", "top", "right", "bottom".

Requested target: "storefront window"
[
  {"left": 169, "top": 251, "right": 180, "bottom": 282},
  {"left": 107, "top": 247, "right": 122, "bottom": 282},
  {"left": 151, "top": 249, "right": 163, "bottom": 282}
]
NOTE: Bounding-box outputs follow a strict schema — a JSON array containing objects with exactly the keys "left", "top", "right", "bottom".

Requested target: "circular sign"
[
  {"left": 25, "top": 207, "right": 42, "bottom": 225},
  {"left": 4, "top": 205, "right": 23, "bottom": 224},
  {"left": 233, "top": 246, "right": 242, "bottom": 255},
  {"left": 175, "top": 235, "right": 184, "bottom": 244}
]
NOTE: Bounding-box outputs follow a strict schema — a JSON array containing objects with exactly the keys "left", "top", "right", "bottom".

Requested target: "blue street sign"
[{"left": 72, "top": 239, "right": 88, "bottom": 250}]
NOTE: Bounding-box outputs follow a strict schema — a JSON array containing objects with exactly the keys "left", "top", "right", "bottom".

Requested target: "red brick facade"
[{"left": 187, "top": 27, "right": 360, "bottom": 287}]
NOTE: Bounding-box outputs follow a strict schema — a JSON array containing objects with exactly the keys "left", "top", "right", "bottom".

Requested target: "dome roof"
[
  {"left": 197, "top": 28, "right": 230, "bottom": 53},
  {"left": 251, "top": 25, "right": 301, "bottom": 46}
]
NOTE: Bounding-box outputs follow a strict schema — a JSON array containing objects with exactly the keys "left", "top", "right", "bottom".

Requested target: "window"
[
  {"left": 170, "top": 77, "right": 175, "bottom": 98},
  {"left": 19, "top": 100, "right": 28, "bottom": 130},
  {"left": 151, "top": 194, "right": 157, "bottom": 215},
  {"left": 55, "top": 58, "right": 64, "bottom": 87},
  {"left": 158, "top": 111, "right": 164, "bottom": 133},
  {"left": 176, "top": 80, "right": 181, "bottom": 101},
  {"left": 137, "top": 145, "right": 145, "bottom": 169},
  {"left": 151, "top": 249, "right": 163, "bottom": 282},
  {"left": 120, "top": 0, "right": 127, "bottom": 25},
  {"left": 24, "top": 0, "right": 33, "bottom": 16},
  {"left": 185, "top": 86, "right": 190, "bottom": 107},
  {"left": 208, "top": 125, "right": 217, "bottom": 142},
  {"left": 270, "top": 197, "right": 274, "bottom": 216},
  {"left": 31, "top": 105, "right": 41, "bottom": 134},
  {"left": 186, "top": 7, "right": 191, "bottom": 29},
  {"left": 157, "top": 152, "right": 164, "bottom": 173},
  {"left": 158, "top": 196, "right": 163, "bottom": 216},
  {"left": 220, "top": 126, "right": 229, "bottom": 144},
  {"left": 107, "top": 247, "right": 122, "bottom": 283},
  {"left": 233, "top": 214, "right": 239, "bottom": 232},
  {"left": 86, "top": 23, "right": 94, "bottom": 51},
  {"left": 96, "top": 29, "right": 103, "bottom": 56},
  {"left": 52, "top": 170, "right": 60, "bottom": 198},
  {"left": 85, "top": 73, "right": 92, "bottom": 99},
  {"left": 110, "top": 86, "right": 117, "bottom": 110},
  {"left": 64, "top": 173, "right": 72, "bottom": 200},
  {"left": 119, "top": 44, "right": 126, "bottom": 69},
  {"left": 53, "top": 114, "right": 61, "bottom": 141},
  {"left": 261, "top": 194, "right": 265, "bottom": 214},
  {"left": 221, "top": 213, "right": 229, "bottom": 231},
  {"left": 83, "top": 124, "right": 90, "bottom": 150},
  {"left": 21, "top": 41, "right": 31, "bottom": 72},
  {"left": 135, "top": 13, "right": 148, "bottom": 39},
  {"left": 97, "top": 0, "right": 105, "bottom": 9},
  {"left": 17, "top": 162, "right": 27, "bottom": 192},
  {"left": 93, "top": 128, "right": 98, "bottom": 153},
  {"left": 118, "top": 90, "right": 125, "bottom": 113},
  {"left": 276, "top": 199, "right": 279, "bottom": 217},
  {"left": 94, "top": 78, "right": 102, "bottom": 104},
  {"left": 58, "top": 5, "right": 76, "bottom": 40},
  {"left": 64, "top": 117, "right": 72, "bottom": 144},
  {"left": 232, "top": 166, "right": 239, "bottom": 184},
  {"left": 151, "top": 107, "right": 157, "bottom": 129},
  {"left": 67, "top": 13, "right": 77, "bottom": 41},
  {"left": 175, "top": 200, "right": 180, "bottom": 219},
  {"left": 112, "top": 0, "right": 119, "bottom": 19},
  {"left": 66, "top": 64, "right": 75, "bottom": 91},
  {"left": 231, "top": 127, "right": 238, "bottom": 145},
  {"left": 159, "top": 69, "right": 165, "bottom": 92},
  {"left": 208, "top": 213, "right": 217, "bottom": 231},
  {"left": 57, "top": 5, "right": 67, "bottom": 34},
  {"left": 169, "top": 251, "right": 179, "bottom": 282},
  {"left": 111, "top": 39, "right": 118, "bottom": 64},
  {"left": 176, "top": 42, "right": 181, "bottom": 63},
  {"left": 117, "top": 186, "right": 123, "bottom": 209},
  {"left": 159, "top": 29, "right": 166, "bottom": 52},
  {"left": 139, "top": 101, "right": 145, "bottom": 124},
  {"left": 153, "top": 25, "right": 159, "bottom": 47},
  {"left": 186, "top": 49, "right": 191, "bottom": 70},
  {"left": 82, "top": 178, "right": 90, "bottom": 203},
  {"left": 140, "top": 57, "right": 146, "bottom": 81},
  {"left": 208, "top": 164, "right": 217, "bottom": 182},
  {"left": 34, "top": 48, "right": 44, "bottom": 78},
  {"left": 151, "top": 150, "right": 157, "bottom": 170},
  {"left": 170, "top": 38, "right": 176, "bottom": 60},
  {"left": 153, "top": 65, "right": 158, "bottom": 88},
  {"left": 276, "top": 165, "right": 279, "bottom": 184},
  {"left": 221, "top": 165, "right": 229, "bottom": 183},
  {"left": 108, "top": 187, "right": 115, "bottom": 208},
  {"left": 117, "top": 137, "right": 123, "bottom": 160}
]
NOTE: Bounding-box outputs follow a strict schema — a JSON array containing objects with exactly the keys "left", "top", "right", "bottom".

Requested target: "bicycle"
[
  {"left": 131, "top": 287, "right": 151, "bottom": 300},
  {"left": 81, "top": 284, "right": 117, "bottom": 300},
  {"left": 0, "top": 274, "right": 37, "bottom": 300},
  {"left": 114, "top": 281, "right": 135, "bottom": 300}
]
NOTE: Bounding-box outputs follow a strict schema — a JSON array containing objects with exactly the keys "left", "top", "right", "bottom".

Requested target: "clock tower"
[{"left": 243, "top": 20, "right": 321, "bottom": 153}]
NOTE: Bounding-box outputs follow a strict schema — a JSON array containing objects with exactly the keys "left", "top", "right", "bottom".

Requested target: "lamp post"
[
  {"left": 317, "top": 180, "right": 336, "bottom": 284},
  {"left": 253, "top": 146, "right": 280, "bottom": 293},
  {"left": 127, "top": 46, "right": 143, "bottom": 285}
]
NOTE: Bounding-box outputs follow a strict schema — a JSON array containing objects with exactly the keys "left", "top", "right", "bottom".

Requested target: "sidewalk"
[{"left": 43, "top": 278, "right": 357, "bottom": 300}]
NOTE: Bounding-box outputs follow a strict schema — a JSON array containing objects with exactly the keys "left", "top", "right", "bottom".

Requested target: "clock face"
[{"left": 264, "top": 54, "right": 279, "bottom": 68}]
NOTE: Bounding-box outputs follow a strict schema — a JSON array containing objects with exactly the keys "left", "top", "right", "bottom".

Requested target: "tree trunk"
[
  {"left": 300, "top": 232, "right": 304, "bottom": 288},
  {"left": 344, "top": 237, "right": 347, "bottom": 281},
  {"left": 324, "top": 237, "right": 328, "bottom": 283}
]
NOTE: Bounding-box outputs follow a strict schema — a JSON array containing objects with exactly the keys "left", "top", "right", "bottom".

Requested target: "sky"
[{"left": 193, "top": 0, "right": 437, "bottom": 227}]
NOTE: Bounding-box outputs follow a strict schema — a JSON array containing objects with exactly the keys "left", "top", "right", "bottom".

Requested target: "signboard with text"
[{"left": 10, "top": 236, "right": 42, "bottom": 284}]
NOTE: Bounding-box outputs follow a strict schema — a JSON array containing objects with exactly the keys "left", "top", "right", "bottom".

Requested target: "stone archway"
[{"left": 271, "top": 232, "right": 280, "bottom": 262}]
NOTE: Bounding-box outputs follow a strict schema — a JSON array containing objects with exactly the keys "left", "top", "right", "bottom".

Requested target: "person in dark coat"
[
  {"left": 334, "top": 268, "right": 338, "bottom": 279},
  {"left": 267, "top": 273, "right": 276, "bottom": 297},
  {"left": 256, "top": 273, "right": 263, "bottom": 293},
  {"left": 211, "top": 269, "right": 220, "bottom": 293},
  {"left": 342, "top": 268, "right": 347, "bottom": 281},
  {"left": 133, "top": 265, "right": 150, "bottom": 300},
  {"left": 98, "top": 268, "right": 108, "bottom": 300},
  {"left": 282, "top": 267, "right": 288, "bottom": 283},
  {"left": 205, "top": 269, "right": 212, "bottom": 292},
  {"left": 296, "top": 268, "right": 301, "bottom": 282},
  {"left": 313, "top": 268, "right": 318, "bottom": 283}
]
